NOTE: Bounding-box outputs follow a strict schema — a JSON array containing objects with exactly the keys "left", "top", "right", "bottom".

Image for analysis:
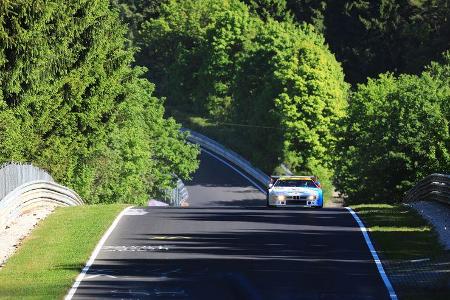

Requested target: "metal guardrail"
[
  {"left": 183, "top": 129, "right": 270, "bottom": 187},
  {"left": 404, "top": 173, "right": 450, "bottom": 205},
  {"left": 162, "top": 178, "right": 189, "bottom": 207},
  {"left": 0, "top": 163, "right": 84, "bottom": 229},
  {"left": 0, "top": 180, "right": 84, "bottom": 229}
]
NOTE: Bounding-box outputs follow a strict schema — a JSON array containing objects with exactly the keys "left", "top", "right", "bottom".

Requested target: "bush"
[{"left": 334, "top": 53, "right": 450, "bottom": 203}]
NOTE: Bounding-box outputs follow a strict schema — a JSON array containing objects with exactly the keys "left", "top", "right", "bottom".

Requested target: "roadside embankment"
[
  {"left": 0, "top": 204, "right": 126, "bottom": 299},
  {"left": 352, "top": 203, "right": 449, "bottom": 300},
  {"left": 0, "top": 204, "right": 57, "bottom": 267}
]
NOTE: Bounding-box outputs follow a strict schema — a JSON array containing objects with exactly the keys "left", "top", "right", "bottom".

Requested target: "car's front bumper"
[{"left": 268, "top": 199, "right": 321, "bottom": 207}]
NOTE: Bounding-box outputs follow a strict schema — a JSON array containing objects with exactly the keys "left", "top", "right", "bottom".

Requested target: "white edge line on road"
[
  {"left": 345, "top": 207, "right": 398, "bottom": 300},
  {"left": 201, "top": 148, "right": 266, "bottom": 194},
  {"left": 65, "top": 206, "right": 133, "bottom": 300}
]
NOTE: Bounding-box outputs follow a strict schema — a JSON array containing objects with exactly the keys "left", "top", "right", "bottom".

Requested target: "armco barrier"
[
  {"left": 0, "top": 169, "right": 83, "bottom": 230},
  {"left": 0, "top": 180, "right": 83, "bottom": 229},
  {"left": 163, "top": 178, "right": 189, "bottom": 207},
  {"left": 404, "top": 173, "right": 450, "bottom": 205},
  {"left": 183, "top": 129, "right": 270, "bottom": 187}
]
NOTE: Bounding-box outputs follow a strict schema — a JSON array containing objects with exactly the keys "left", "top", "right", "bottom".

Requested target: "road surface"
[{"left": 69, "top": 150, "right": 391, "bottom": 299}]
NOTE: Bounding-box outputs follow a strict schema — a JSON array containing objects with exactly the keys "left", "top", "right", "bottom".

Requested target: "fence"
[
  {"left": 404, "top": 173, "right": 450, "bottom": 205},
  {"left": 162, "top": 179, "right": 189, "bottom": 207},
  {"left": 0, "top": 163, "right": 54, "bottom": 201},
  {"left": 183, "top": 129, "right": 270, "bottom": 187}
]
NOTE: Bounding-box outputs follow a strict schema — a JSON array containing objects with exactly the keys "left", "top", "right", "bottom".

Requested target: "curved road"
[
  {"left": 69, "top": 150, "right": 392, "bottom": 299},
  {"left": 185, "top": 151, "right": 266, "bottom": 207}
]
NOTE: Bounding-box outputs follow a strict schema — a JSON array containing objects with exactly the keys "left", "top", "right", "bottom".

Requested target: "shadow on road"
[{"left": 69, "top": 208, "right": 391, "bottom": 300}]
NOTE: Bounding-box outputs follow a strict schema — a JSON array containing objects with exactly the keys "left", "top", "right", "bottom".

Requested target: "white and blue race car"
[{"left": 266, "top": 176, "right": 323, "bottom": 208}]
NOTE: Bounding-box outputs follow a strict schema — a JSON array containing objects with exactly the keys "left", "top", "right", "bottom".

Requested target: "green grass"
[
  {"left": 351, "top": 203, "right": 443, "bottom": 260},
  {"left": 0, "top": 204, "right": 127, "bottom": 299}
]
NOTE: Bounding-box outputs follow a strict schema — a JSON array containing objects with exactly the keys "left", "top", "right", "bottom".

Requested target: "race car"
[{"left": 266, "top": 176, "right": 323, "bottom": 208}]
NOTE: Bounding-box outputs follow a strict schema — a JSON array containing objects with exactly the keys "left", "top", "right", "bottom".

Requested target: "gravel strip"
[
  {"left": 407, "top": 201, "right": 450, "bottom": 250},
  {"left": 325, "top": 191, "right": 344, "bottom": 208},
  {"left": 0, "top": 204, "right": 57, "bottom": 268}
]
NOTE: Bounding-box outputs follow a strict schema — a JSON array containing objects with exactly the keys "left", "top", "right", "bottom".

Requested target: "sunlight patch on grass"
[
  {"left": 351, "top": 203, "right": 443, "bottom": 260},
  {"left": 368, "top": 226, "right": 431, "bottom": 232}
]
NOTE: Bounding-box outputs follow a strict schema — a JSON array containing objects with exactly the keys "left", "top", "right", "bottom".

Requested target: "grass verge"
[
  {"left": 352, "top": 203, "right": 448, "bottom": 300},
  {"left": 351, "top": 203, "right": 443, "bottom": 260},
  {"left": 0, "top": 204, "right": 126, "bottom": 299}
]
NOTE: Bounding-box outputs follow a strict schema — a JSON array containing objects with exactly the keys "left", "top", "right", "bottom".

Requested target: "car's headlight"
[
  {"left": 307, "top": 195, "right": 317, "bottom": 201},
  {"left": 275, "top": 195, "right": 286, "bottom": 201}
]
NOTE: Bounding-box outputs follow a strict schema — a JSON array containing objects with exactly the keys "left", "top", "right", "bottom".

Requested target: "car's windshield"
[{"left": 274, "top": 179, "right": 317, "bottom": 188}]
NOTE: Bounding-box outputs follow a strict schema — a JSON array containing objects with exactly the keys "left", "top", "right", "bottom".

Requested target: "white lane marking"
[
  {"left": 345, "top": 207, "right": 398, "bottom": 300},
  {"left": 65, "top": 206, "right": 133, "bottom": 300},
  {"left": 201, "top": 148, "right": 266, "bottom": 193},
  {"left": 124, "top": 208, "right": 148, "bottom": 215},
  {"left": 150, "top": 235, "right": 192, "bottom": 240},
  {"left": 85, "top": 274, "right": 117, "bottom": 280},
  {"left": 102, "top": 245, "right": 169, "bottom": 252},
  {"left": 154, "top": 288, "right": 188, "bottom": 296},
  {"left": 111, "top": 289, "right": 151, "bottom": 296},
  {"left": 410, "top": 258, "right": 430, "bottom": 263}
]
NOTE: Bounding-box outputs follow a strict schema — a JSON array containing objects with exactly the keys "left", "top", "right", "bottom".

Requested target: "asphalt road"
[
  {"left": 71, "top": 150, "right": 391, "bottom": 299},
  {"left": 184, "top": 151, "right": 266, "bottom": 207}
]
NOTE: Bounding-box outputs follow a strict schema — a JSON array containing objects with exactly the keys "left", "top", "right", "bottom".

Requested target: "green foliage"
[
  {"left": 110, "top": 0, "right": 169, "bottom": 44},
  {"left": 0, "top": 0, "right": 199, "bottom": 204},
  {"left": 140, "top": 0, "right": 236, "bottom": 112},
  {"left": 335, "top": 54, "right": 450, "bottom": 203},
  {"left": 243, "top": 0, "right": 291, "bottom": 21},
  {"left": 239, "top": 0, "right": 450, "bottom": 84},
  {"left": 114, "top": 0, "right": 450, "bottom": 84},
  {"left": 324, "top": 0, "right": 450, "bottom": 84}
]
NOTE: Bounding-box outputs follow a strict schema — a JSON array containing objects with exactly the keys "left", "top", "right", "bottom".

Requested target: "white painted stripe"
[
  {"left": 345, "top": 207, "right": 398, "bottom": 300},
  {"left": 65, "top": 206, "right": 133, "bottom": 300},
  {"left": 201, "top": 148, "right": 266, "bottom": 194}
]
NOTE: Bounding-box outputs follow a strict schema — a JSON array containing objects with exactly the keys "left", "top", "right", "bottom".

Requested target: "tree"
[
  {"left": 242, "top": 0, "right": 291, "bottom": 21},
  {"left": 110, "top": 0, "right": 169, "bottom": 44},
  {"left": 334, "top": 53, "right": 450, "bottom": 203},
  {"left": 0, "top": 0, "right": 199, "bottom": 204},
  {"left": 240, "top": 0, "right": 450, "bottom": 84},
  {"left": 232, "top": 21, "right": 348, "bottom": 191}
]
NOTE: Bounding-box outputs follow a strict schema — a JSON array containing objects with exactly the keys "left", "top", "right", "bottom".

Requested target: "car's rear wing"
[{"left": 270, "top": 175, "right": 318, "bottom": 181}]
